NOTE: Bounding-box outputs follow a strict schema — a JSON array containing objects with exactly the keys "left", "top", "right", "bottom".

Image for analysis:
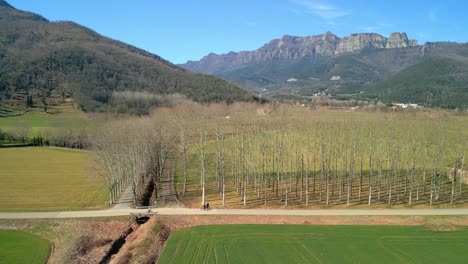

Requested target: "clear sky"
[{"left": 7, "top": 0, "right": 468, "bottom": 64}]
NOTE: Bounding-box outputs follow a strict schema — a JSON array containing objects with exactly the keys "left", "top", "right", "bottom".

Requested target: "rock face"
[
  {"left": 335, "top": 33, "right": 387, "bottom": 54},
  {"left": 386, "top": 32, "right": 417, "bottom": 48},
  {"left": 182, "top": 32, "right": 419, "bottom": 74}
]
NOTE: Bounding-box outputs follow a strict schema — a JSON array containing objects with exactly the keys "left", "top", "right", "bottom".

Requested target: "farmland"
[
  {"left": 0, "top": 147, "right": 107, "bottom": 211},
  {"left": 0, "top": 103, "right": 89, "bottom": 135},
  {"left": 0, "top": 230, "right": 50, "bottom": 264},
  {"left": 159, "top": 224, "right": 468, "bottom": 264},
  {"left": 1, "top": 103, "right": 466, "bottom": 210},
  {"left": 172, "top": 106, "right": 468, "bottom": 208},
  {"left": 0, "top": 103, "right": 466, "bottom": 264}
]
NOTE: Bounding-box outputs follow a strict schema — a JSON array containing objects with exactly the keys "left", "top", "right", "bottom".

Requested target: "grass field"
[
  {"left": 0, "top": 147, "right": 107, "bottom": 211},
  {"left": 159, "top": 224, "right": 468, "bottom": 264},
  {"left": 0, "top": 230, "right": 50, "bottom": 264},
  {"left": 0, "top": 103, "right": 88, "bottom": 135}
]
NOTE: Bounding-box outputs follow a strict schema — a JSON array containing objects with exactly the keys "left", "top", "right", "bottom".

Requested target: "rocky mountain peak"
[
  {"left": 322, "top": 31, "right": 339, "bottom": 42},
  {"left": 388, "top": 32, "right": 412, "bottom": 48},
  {"left": 335, "top": 33, "right": 386, "bottom": 54},
  {"left": 281, "top": 35, "right": 297, "bottom": 42}
]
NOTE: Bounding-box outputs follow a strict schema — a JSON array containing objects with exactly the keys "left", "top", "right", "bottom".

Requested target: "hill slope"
[
  {"left": 0, "top": 1, "right": 254, "bottom": 111},
  {"left": 363, "top": 56, "right": 468, "bottom": 109}
]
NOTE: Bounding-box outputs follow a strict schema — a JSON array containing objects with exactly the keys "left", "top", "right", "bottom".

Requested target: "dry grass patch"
[{"left": 0, "top": 147, "right": 107, "bottom": 211}]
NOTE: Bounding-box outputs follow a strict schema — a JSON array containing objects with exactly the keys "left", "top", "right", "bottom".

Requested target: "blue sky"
[{"left": 8, "top": 0, "right": 468, "bottom": 64}]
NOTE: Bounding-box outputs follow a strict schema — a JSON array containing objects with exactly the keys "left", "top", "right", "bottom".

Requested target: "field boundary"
[{"left": 0, "top": 143, "right": 33, "bottom": 148}]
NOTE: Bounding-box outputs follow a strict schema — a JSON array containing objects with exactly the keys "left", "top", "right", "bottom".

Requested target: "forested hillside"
[
  {"left": 0, "top": 1, "right": 254, "bottom": 111},
  {"left": 363, "top": 56, "right": 468, "bottom": 109}
]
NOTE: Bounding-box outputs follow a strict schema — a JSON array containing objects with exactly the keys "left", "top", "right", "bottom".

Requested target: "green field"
[
  {"left": 0, "top": 147, "right": 107, "bottom": 211},
  {"left": 0, "top": 104, "right": 88, "bottom": 136},
  {"left": 0, "top": 230, "right": 50, "bottom": 264},
  {"left": 159, "top": 225, "right": 468, "bottom": 264}
]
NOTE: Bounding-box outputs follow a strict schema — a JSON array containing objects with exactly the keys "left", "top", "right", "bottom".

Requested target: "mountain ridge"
[
  {"left": 182, "top": 32, "right": 418, "bottom": 74},
  {"left": 180, "top": 31, "right": 468, "bottom": 109}
]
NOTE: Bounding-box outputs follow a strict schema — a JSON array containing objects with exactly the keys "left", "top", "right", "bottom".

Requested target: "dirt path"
[
  {"left": 111, "top": 185, "right": 134, "bottom": 210},
  {"left": 156, "top": 164, "right": 184, "bottom": 208},
  {"left": 1, "top": 208, "right": 467, "bottom": 219}
]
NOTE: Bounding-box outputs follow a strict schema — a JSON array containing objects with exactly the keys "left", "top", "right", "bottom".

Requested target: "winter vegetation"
[
  {"left": 0, "top": 101, "right": 466, "bottom": 210},
  {"left": 90, "top": 116, "right": 173, "bottom": 206},
  {"left": 168, "top": 104, "right": 467, "bottom": 208},
  {"left": 108, "top": 91, "right": 191, "bottom": 115},
  {"left": 84, "top": 102, "right": 467, "bottom": 208}
]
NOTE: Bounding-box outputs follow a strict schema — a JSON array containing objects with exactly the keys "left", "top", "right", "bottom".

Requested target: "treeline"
[
  {"left": 0, "top": 127, "right": 90, "bottom": 149},
  {"left": 108, "top": 91, "right": 191, "bottom": 115},
  {"left": 91, "top": 116, "right": 174, "bottom": 206},
  {"left": 88, "top": 103, "right": 253, "bottom": 206}
]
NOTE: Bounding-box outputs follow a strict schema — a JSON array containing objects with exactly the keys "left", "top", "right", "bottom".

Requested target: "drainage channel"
[{"left": 99, "top": 216, "right": 151, "bottom": 264}]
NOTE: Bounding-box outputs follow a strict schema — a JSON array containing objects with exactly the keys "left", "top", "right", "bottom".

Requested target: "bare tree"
[
  {"left": 198, "top": 127, "right": 207, "bottom": 207},
  {"left": 215, "top": 128, "right": 226, "bottom": 205}
]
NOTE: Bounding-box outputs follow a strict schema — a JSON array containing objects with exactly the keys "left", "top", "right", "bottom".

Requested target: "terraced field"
[
  {"left": 159, "top": 225, "right": 468, "bottom": 264},
  {"left": 0, "top": 103, "right": 87, "bottom": 135}
]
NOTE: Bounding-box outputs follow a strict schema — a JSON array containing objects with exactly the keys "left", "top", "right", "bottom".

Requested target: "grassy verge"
[
  {"left": 0, "top": 217, "right": 130, "bottom": 264},
  {"left": 0, "top": 230, "right": 50, "bottom": 264}
]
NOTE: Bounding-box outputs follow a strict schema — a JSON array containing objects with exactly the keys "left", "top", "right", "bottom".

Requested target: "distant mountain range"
[
  {"left": 181, "top": 32, "right": 468, "bottom": 109},
  {"left": 0, "top": 0, "right": 255, "bottom": 111}
]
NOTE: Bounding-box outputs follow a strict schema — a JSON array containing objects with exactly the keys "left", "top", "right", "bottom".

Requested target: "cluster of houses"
[
  {"left": 391, "top": 102, "right": 420, "bottom": 109},
  {"left": 312, "top": 91, "right": 329, "bottom": 97}
]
